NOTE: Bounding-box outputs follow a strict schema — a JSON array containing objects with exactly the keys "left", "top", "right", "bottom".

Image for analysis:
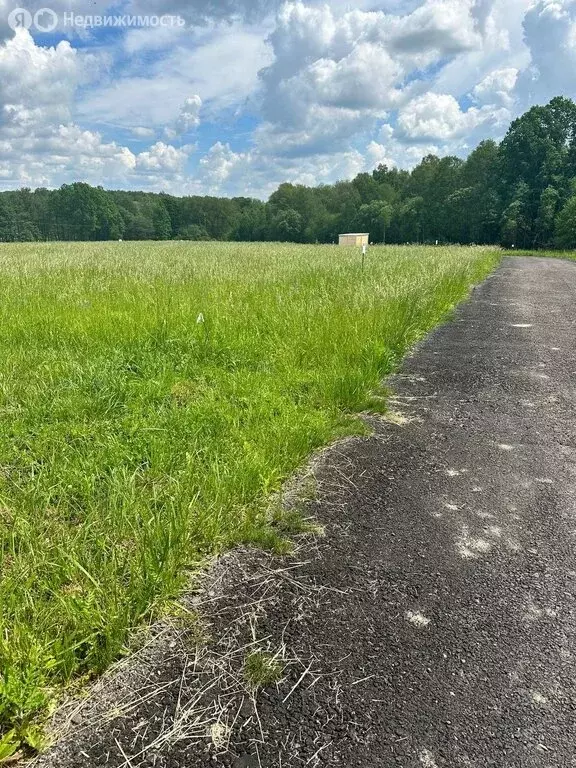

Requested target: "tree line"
[{"left": 2, "top": 97, "right": 576, "bottom": 249}]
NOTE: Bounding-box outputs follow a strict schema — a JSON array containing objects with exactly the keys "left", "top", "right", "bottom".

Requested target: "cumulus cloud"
[
  {"left": 255, "top": 106, "right": 374, "bottom": 158},
  {"left": 256, "top": 0, "right": 506, "bottom": 160},
  {"left": 0, "top": 29, "right": 194, "bottom": 189},
  {"left": 473, "top": 67, "right": 518, "bottom": 106},
  {"left": 136, "top": 141, "right": 191, "bottom": 172},
  {"left": 0, "top": 0, "right": 570, "bottom": 197},
  {"left": 365, "top": 139, "right": 396, "bottom": 168},
  {"left": 396, "top": 92, "right": 509, "bottom": 142},
  {"left": 194, "top": 136, "right": 395, "bottom": 198},
  {"left": 389, "top": 0, "right": 484, "bottom": 57},
  {"left": 198, "top": 141, "right": 248, "bottom": 192},
  {"left": 516, "top": 0, "right": 576, "bottom": 105},
  {"left": 0, "top": 28, "right": 78, "bottom": 132},
  {"left": 164, "top": 95, "right": 202, "bottom": 138}
]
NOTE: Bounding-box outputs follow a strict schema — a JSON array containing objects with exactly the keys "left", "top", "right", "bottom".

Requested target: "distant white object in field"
[
  {"left": 196, "top": 313, "right": 205, "bottom": 324},
  {"left": 119, "top": 238, "right": 123, "bottom": 242},
  {"left": 339, "top": 233, "right": 369, "bottom": 247},
  {"left": 362, "top": 244, "right": 367, "bottom": 256}
]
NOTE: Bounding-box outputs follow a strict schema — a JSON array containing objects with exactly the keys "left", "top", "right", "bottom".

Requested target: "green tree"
[
  {"left": 152, "top": 202, "right": 172, "bottom": 240},
  {"left": 534, "top": 186, "right": 560, "bottom": 248},
  {"left": 52, "top": 184, "right": 124, "bottom": 241},
  {"left": 498, "top": 96, "right": 576, "bottom": 243},
  {"left": 555, "top": 194, "right": 576, "bottom": 248},
  {"left": 501, "top": 182, "right": 531, "bottom": 247},
  {"left": 355, "top": 201, "right": 393, "bottom": 243},
  {"left": 0, "top": 197, "right": 17, "bottom": 241},
  {"left": 269, "top": 209, "right": 303, "bottom": 242},
  {"left": 178, "top": 224, "right": 210, "bottom": 240}
]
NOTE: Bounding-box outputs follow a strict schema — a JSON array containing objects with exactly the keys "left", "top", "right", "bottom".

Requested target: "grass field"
[{"left": 0, "top": 242, "right": 499, "bottom": 753}]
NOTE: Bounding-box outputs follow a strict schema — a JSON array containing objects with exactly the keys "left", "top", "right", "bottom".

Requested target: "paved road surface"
[{"left": 36, "top": 257, "right": 576, "bottom": 767}]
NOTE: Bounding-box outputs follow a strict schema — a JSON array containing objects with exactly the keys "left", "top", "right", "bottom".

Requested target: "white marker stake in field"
[{"left": 362, "top": 243, "right": 367, "bottom": 272}]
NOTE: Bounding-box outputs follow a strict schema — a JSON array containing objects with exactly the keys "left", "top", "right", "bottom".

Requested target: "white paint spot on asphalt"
[
  {"left": 457, "top": 525, "right": 492, "bottom": 559},
  {"left": 535, "top": 478, "right": 553, "bottom": 484},
  {"left": 487, "top": 525, "right": 502, "bottom": 537},
  {"left": 551, "top": 347, "right": 561, "bottom": 351},
  {"left": 498, "top": 444, "right": 515, "bottom": 451},
  {"left": 511, "top": 323, "right": 533, "bottom": 328},
  {"left": 406, "top": 611, "right": 431, "bottom": 628},
  {"left": 531, "top": 691, "right": 548, "bottom": 706},
  {"left": 523, "top": 601, "right": 558, "bottom": 621},
  {"left": 477, "top": 511, "right": 495, "bottom": 519},
  {"left": 445, "top": 503, "right": 459, "bottom": 511},
  {"left": 472, "top": 486, "right": 483, "bottom": 493},
  {"left": 419, "top": 749, "right": 439, "bottom": 767},
  {"left": 446, "top": 469, "right": 460, "bottom": 477}
]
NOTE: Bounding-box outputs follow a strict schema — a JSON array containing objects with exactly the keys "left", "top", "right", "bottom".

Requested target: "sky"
[{"left": 0, "top": 0, "right": 574, "bottom": 199}]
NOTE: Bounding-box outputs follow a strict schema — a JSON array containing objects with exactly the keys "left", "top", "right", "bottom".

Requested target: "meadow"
[{"left": 0, "top": 242, "right": 500, "bottom": 752}]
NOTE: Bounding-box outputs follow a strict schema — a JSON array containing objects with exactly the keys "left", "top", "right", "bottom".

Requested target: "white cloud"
[
  {"left": 396, "top": 92, "right": 509, "bottom": 142},
  {"left": 198, "top": 141, "right": 247, "bottom": 191},
  {"left": 516, "top": 0, "right": 576, "bottom": 105},
  {"left": 0, "top": 29, "right": 196, "bottom": 190},
  {"left": 473, "top": 67, "right": 518, "bottom": 106},
  {"left": 0, "top": 28, "right": 78, "bottom": 132},
  {"left": 431, "top": 0, "right": 528, "bottom": 100},
  {"left": 0, "top": 0, "right": 571, "bottom": 197},
  {"left": 389, "top": 0, "right": 483, "bottom": 57},
  {"left": 136, "top": 141, "right": 191, "bottom": 172},
  {"left": 173, "top": 95, "right": 202, "bottom": 135},
  {"left": 365, "top": 140, "right": 396, "bottom": 168},
  {"left": 78, "top": 24, "right": 270, "bottom": 132},
  {"left": 194, "top": 138, "right": 383, "bottom": 198},
  {"left": 256, "top": 0, "right": 510, "bottom": 160},
  {"left": 131, "top": 126, "right": 156, "bottom": 139},
  {"left": 255, "top": 106, "right": 373, "bottom": 158}
]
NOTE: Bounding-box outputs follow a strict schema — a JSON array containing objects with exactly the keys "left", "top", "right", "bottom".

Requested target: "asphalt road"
[{"left": 35, "top": 256, "right": 576, "bottom": 767}]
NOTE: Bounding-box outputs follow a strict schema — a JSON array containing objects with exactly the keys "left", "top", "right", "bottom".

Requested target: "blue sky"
[{"left": 0, "top": 0, "right": 574, "bottom": 198}]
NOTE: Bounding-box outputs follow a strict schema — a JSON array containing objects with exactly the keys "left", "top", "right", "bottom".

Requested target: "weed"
[{"left": 243, "top": 651, "right": 284, "bottom": 689}]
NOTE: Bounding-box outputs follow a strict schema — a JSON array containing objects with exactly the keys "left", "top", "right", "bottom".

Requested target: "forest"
[{"left": 2, "top": 96, "right": 576, "bottom": 249}]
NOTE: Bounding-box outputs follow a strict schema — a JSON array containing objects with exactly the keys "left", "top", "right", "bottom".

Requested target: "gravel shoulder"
[{"left": 33, "top": 256, "right": 576, "bottom": 768}]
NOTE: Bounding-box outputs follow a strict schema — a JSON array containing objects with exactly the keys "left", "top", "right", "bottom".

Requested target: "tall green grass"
[{"left": 0, "top": 242, "right": 499, "bottom": 748}]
